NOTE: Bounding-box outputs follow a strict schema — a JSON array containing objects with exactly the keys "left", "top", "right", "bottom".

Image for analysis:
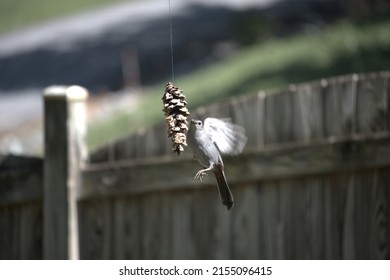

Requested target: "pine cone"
[{"left": 162, "top": 82, "right": 190, "bottom": 155}]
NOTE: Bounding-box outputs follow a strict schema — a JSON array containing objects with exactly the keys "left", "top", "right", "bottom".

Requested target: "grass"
[
  {"left": 0, "top": 0, "right": 129, "bottom": 34},
  {"left": 174, "top": 20, "right": 390, "bottom": 105},
  {"left": 88, "top": 19, "right": 390, "bottom": 150}
]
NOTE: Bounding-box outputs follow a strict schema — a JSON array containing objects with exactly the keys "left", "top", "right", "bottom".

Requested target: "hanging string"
[{"left": 168, "top": 0, "right": 175, "bottom": 81}]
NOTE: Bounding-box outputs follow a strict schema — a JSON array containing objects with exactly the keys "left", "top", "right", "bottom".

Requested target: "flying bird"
[{"left": 187, "top": 118, "right": 247, "bottom": 210}]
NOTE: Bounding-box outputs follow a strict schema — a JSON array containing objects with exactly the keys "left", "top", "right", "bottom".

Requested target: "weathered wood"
[
  {"left": 88, "top": 145, "right": 110, "bottom": 163},
  {"left": 122, "top": 196, "right": 142, "bottom": 259},
  {"left": 81, "top": 133, "right": 390, "bottom": 200},
  {"left": 229, "top": 92, "right": 265, "bottom": 148},
  {"left": 231, "top": 184, "right": 260, "bottom": 259},
  {"left": 260, "top": 180, "right": 281, "bottom": 259},
  {"left": 140, "top": 193, "right": 164, "bottom": 258},
  {"left": 19, "top": 203, "right": 43, "bottom": 259},
  {"left": 0, "top": 167, "right": 43, "bottom": 207},
  {"left": 169, "top": 191, "right": 194, "bottom": 259},
  {"left": 78, "top": 199, "right": 106, "bottom": 259},
  {"left": 356, "top": 72, "right": 390, "bottom": 134},
  {"left": 292, "top": 81, "right": 325, "bottom": 142},
  {"left": 323, "top": 74, "right": 357, "bottom": 137},
  {"left": 302, "top": 177, "right": 325, "bottom": 259},
  {"left": 374, "top": 169, "right": 390, "bottom": 259},
  {"left": 0, "top": 206, "right": 19, "bottom": 259},
  {"left": 113, "top": 198, "right": 126, "bottom": 259},
  {"left": 115, "top": 135, "right": 136, "bottom": 161},
  {"left": 0, "top": 199, "right": 43, "bottom": 259},
  {"left": 154, "top": 192, "right": 172, "bottom": 259},
  {"left": 143, "top": 123, "right": 172, "bottom": 157},
  {"left": 190, "top": 187, "right": 220, "bottom": 259},
  {"left": 102, "top": 199, "right": 114, "bottom": 259},
  {"left": 43, "top": 85, "right": 88, "bottom": 260},
  {"left": 0, "top": 203, "right": 42, "bottom": 259},
  {"left": 342, "top": 174, "right": 356, "bottom": 259},
  {"left": 264, "top": 88, "right": 294, "bottom": 144},
  {"left": 212, "top": 199, "right": 233, "bottom": 259}
]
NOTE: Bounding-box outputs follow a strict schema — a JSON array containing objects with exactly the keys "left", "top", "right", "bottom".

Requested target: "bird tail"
[{"left": 213, "top": 166, "right": 234, "bottom": 210}]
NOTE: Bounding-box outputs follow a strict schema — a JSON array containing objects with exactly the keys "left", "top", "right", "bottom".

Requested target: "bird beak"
[{"left": 190, "top": 119, "right": 197, "bottom": 124}]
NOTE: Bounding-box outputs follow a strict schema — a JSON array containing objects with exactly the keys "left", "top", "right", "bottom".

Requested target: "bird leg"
[{"left": 194, "top": 165, "right": 213, "bottom": 181}]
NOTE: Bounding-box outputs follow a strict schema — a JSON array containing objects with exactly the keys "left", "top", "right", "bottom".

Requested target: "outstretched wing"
[{"left": 203, "top": 118, "right": 247, "bottom": 155}]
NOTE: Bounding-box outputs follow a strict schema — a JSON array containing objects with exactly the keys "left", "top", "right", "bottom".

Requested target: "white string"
[{"left": 168, "top": 0, "right": 175, "bottom": 81}]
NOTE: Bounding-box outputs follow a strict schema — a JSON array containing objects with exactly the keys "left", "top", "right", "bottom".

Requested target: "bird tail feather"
[{"left": 213, "top": 167, "right": 234, "bottom": 210}]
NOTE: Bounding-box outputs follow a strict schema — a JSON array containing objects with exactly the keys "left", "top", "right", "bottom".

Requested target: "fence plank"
[
  {"left": 140, "top": 193, "right": 174, "bottom": 259},
  {"left": 0, "top": 169, "right": 42, "bottom": 207},
  {"left": 325, "top": 173, "right": 349, "bottom": 259},
  {"left": 170, "top": 192, "right": 195, "bottom": 259},
  {"left": 213, "top": 202, "right": 232, "bottom": 259},
  {"left": 323, "top": 75, "right": 357, "bottom": 137},
  {"left": 377, "top": 169, "right": 390, "bottom": 259},
  {"left": 356, "top": 73, "right": 390, "bottom": 134},
  {"left": 230, "top": 93, "right": 265, "bottom": 149},
  {"left": 79, "top": 199, "right": 105, "bottom": 259},
  {"left": 303, "top": 178, "right": 325, "bottom": 259},
  {"left": 292, "top": 81, "right": 326, "bottom": 142},
  {"left": 261, "top": 181, "right": 281, "bottom": 259},
  {"left": 113, "top": 198, "right": 126, "bottom": 259},
  {"left": 231, "top": 184, "right": 260, "bottom": 259},
  {"left": 264, "top": 89, "right": 294, "bottom": 144},
  {"left": 367, "top": 170, "right": 387, "bottom": 259},
  {"left": 0, "top": 207, "right": 17, "bottom": 259},
  {"left": 123, "top": 196, "right": 142, "bottom": 259},
  {"left": 280, "top": 179, "right": 299, "bottom": 259},
  {"left": 190, "top": 187, "right": 217, "bottom": 259},
  {"left": 19, "top": 203, "right": 42, "bottom": 259},
  {"left": 143, "top": 123, "right": 172, "bottom": 157}
]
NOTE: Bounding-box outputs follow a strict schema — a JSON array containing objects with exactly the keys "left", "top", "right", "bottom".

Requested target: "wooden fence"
[
  {"left": 0, "top": 155, "right": 43, "bottom": 259},
  {"left": 1, "top": 72, "right": 390, "bottom": 259}
]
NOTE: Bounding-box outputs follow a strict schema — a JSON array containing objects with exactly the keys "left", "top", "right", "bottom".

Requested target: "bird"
[{"left": 186, "top": 118, "right": 247, "bottom": 210}]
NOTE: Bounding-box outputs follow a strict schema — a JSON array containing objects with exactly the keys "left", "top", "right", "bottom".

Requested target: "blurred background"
[
  {"left": 1, "top": 0, "right": 390, "bottom": 261},
  {"left": 0, "top": 0, "right": 389, "bottom": 154}
]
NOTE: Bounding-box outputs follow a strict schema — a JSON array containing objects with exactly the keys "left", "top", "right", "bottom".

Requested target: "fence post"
[{"left": 43, "top": 85, "right": 88, "bottom": 260}]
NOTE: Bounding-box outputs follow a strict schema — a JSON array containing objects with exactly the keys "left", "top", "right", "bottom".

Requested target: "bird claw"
[{"left": 194, "top": 171, "right": 208, "bottom": 181}]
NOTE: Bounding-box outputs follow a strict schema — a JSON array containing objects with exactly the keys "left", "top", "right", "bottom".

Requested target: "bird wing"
[{"left": 203, "top": 118, "right": 247, "bottom": 155}]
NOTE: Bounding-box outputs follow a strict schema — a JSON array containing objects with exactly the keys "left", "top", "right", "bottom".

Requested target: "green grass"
[
  {"left": 175, "top": 20, "right": 390, "bottom": 106},
  {"left": 0, "top": 0, "right": 129, "bottom": 34},
  {"left": 87, "top": 19, "right": 390, "bottom": 150}
]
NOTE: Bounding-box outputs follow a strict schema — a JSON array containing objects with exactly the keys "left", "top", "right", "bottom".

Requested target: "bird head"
[{"left": 190, "top": 119, "right": 203, "bottom": 129}]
